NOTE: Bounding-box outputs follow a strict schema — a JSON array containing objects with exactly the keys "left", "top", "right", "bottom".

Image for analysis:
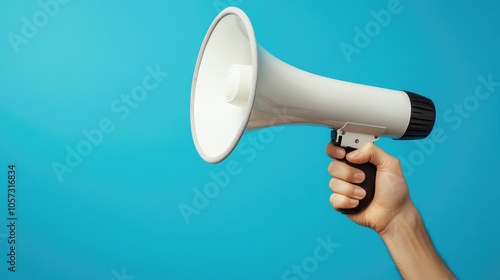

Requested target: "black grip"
[{"left": 333, "top": 145, "right": 377, "bottom": 214}]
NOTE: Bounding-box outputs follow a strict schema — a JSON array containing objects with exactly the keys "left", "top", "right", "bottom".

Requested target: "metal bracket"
[{"left": 333, "top": 123, "right": 387, "bottom": 149}]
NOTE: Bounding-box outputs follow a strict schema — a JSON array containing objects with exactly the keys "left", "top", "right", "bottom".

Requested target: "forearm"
[{"left": 379, "top": 204, "right": 455, "bottom": 280}]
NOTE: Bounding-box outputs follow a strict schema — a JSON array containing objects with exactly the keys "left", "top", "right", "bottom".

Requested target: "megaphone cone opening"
[{"left": 190, "top": 7, "right": 258, "bottom": 163}]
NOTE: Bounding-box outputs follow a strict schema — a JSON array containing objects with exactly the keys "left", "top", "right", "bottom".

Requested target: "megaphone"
[{"left": 190, "top": 7, "right": 435, "bottom": 214}]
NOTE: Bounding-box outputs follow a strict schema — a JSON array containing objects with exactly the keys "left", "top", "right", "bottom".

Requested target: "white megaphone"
[{"left": 190, "top": 7, "right": 435, "bottom": 214}]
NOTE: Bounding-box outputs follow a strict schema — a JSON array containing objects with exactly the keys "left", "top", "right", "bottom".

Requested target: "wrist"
[
  {"left": 377, "top": 203, "right": 456, "bottom": 279},
  {"left": 378, "top": 201, "right": 420, "bottom": 240}
]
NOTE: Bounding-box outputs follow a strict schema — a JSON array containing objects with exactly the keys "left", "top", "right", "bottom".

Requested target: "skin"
[{"left": 326, "top": 142, "right": 455, "bottom": 280}]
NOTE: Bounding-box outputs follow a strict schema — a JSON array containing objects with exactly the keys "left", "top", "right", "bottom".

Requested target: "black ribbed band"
[{"left": 398, "top": 91, "right": 436, "bottom": 140}]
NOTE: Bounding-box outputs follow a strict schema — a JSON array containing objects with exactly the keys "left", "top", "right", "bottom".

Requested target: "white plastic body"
[
  {"left": 249, "top": 46, "right": 411, "bottom": 136},
  {"left": 191, "top": 7, "right": 412, "bottom": 163}
]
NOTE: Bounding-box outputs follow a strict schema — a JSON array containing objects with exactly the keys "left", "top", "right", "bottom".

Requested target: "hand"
[
  {"left": 326, "top": 142, "right": 415, "bottom": 234},
  {"left": 327, "top": 142, "right": 456, "bottom": 279}
]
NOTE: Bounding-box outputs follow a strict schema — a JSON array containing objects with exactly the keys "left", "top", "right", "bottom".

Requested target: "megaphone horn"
[{"left": 190, "top": 7, "right": 435, "bottom": 214}]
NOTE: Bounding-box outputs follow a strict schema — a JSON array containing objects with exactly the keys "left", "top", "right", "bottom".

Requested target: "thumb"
[{"left": 346, "top": 143, "right": 399, "bottom": 171}]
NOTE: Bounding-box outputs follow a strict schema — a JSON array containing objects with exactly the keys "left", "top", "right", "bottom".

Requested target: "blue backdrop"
[{"left": 1, "top": 1, "right": 499, "bottom": 279}]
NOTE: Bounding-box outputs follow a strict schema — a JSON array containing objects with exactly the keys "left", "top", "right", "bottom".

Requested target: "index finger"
[{"left": 326, "top": 143, "right": 346, "bottom": 159}]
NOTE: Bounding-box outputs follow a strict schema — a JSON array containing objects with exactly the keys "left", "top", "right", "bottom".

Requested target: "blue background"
[{"left": 1, "top": 0, "right": 499, "bottom": 279}]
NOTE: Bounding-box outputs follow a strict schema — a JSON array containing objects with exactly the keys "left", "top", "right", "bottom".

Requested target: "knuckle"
[
  {"left": 327, "top": 161, "right": 334, "bottom": 174},
  {"left": 330, "top": 192, "right": 358, "bottom": 210},
  {"left": 328, "top": 161, "right": 343, "bottom": 176},
  {"left": 329, "top": 193, "right": 337, "bottom": 205},
  {"left": 330, "top": 178, "right": 344, "bottom": 193},
  {"left": 390, "top": 157, "right": 401, "bottom": 166},
  {"left": 364, "top": 142, "right": 375, "bottom": 151},
  {"left": 326, "top": 143, "right": 336, "bottom": 155},
  {"left": 329, "top": 178, "right": 335, "bottom": 188},
  {"left": 329, "top": 194, "right": 344, "bottom": 210},
  {"left": 384, "top": 156, "right": 400, "bottom": 169},
  {"left": 331, "top": 178, "right": 351, "bottom": 195},
  {"left": 326, "top": 145, "right": 333, "bottom": 157}
]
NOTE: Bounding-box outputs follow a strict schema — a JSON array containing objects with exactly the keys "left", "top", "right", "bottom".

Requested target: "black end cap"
[{"left": 398, "top": 91, "right": 436, "bottom": 140}]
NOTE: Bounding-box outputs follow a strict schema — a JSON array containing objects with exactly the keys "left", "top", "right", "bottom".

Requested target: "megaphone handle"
[{"left": 333, "top": 145, "right": 377, "bottom": 215}]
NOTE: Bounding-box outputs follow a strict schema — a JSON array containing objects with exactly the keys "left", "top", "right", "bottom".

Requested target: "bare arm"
[
  {"left": 326, "top": 143, "right": 455, "bottom": 280},
  {"left": 380, "top": 201, "right": 454, "bottom": 279}
]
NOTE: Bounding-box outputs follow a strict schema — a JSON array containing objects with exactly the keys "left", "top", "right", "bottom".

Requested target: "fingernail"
[
  {"left": 354, "top": 188, "right": 365, "bottom": 198},
  {"left": 334, "top": 148, "right": 344, "bottom": 158},
  {"left": 349, "top": 150, "right": 360, "bottom": 158},
  {"left": 350, "top": 199, "right": 358, "bottom": 206},
  {"left": 353, "top": 172, "right": 364, "bottom": 182}
]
